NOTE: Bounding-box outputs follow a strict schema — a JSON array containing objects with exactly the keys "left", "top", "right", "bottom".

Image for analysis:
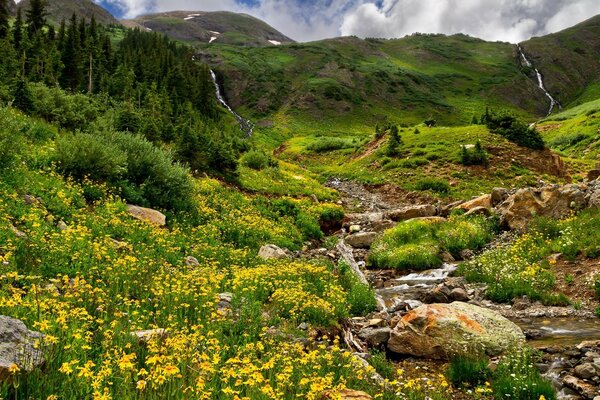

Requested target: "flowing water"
[
  {"left": 210, "top": 70, "right": 254, "bottom": 136},
  {"left": 517, "top": 45, "right": 561, "bottom": 117},
  {"left": 516, "top": 317, "right": 600, "bottom": 347}
]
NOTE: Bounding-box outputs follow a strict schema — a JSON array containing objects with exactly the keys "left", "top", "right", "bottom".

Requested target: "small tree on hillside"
[
  {"left": 13, "top": 79, "right": 34, "bottom": 113},
  {"left": 385, "top": 125, "right": 402, "bottom": 156},
  {"left": 25, "top": 0, "right": 47, "bottom": 38},
  {"left": 0, "top": 0, "right": 9, "bottom": 38}
]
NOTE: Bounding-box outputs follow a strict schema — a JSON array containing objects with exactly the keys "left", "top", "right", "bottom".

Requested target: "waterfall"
[
  {"left": 517, "top": 45, "right": 561, "bottom": 117},
  {"left": 210, "top": 70, "right": 254, "bottom": 137}
]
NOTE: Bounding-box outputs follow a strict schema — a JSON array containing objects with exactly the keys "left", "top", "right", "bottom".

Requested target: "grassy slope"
[
  {"left": 521, "top": 15, "right": 600, "bottom": 108},
  {"left": 204, "top": 34, "right": 545, "bottom": 129},
  {"left": 538, "top": 98, "right": 600, "bottom": 176}
]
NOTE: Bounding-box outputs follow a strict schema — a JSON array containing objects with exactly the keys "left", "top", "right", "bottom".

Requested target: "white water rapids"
[
  {"left": 210, "top": 70, "right": 254, "bottom": 137},
  {"left": 517, "top": 45, "right": 561, "bottom": 117}
]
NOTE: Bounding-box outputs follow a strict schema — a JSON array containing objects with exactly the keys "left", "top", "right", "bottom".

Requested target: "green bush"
[
  {"left": 414, "top": 178, "right": 450, "bottom": 194},
  {"left": 459, "top": 141, "right": 489, "bottom": 167},
  {"left": 306, "top": 137, "right": 354, "bottom": 153},
  {"left": 481, "top": 110, "right": 545, "bottom": 150},
  {"left": 56, "top": 131, "right": 195, "bottom": 211},
  {"left": 241, "top": 150, "right": 278, "bottom": 170},
  {"left": 369, "top": 351, "right": 395, "bottom": 380},
  {"left": 338, "top": 260, "right": 377, "bottom": 316},
  {"left": 446, "top": 355, "right": 490, "bottom": 388}
]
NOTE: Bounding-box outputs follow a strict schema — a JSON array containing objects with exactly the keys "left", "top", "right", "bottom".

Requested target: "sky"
[{"left": 94, "top": 0, "right": 600, "bottom": 43}]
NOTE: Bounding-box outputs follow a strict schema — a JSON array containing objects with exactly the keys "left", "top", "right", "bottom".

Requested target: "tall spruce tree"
[
  {"left": 0, "top": 0, "right": 9, "bottom": 38},
  {"left": 25, "top": 0, "right": 47, "bottom": 37},
  {"left": 60, "top": 13, "right": 82, "bottom": 91},
  {"left": 13, "top": 8, "right": 23, "bottom": 51}
]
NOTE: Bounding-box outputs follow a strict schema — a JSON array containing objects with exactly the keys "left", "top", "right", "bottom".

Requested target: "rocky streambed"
[{"left": 329, "top": 179, "right": 600, "bottom": 399}]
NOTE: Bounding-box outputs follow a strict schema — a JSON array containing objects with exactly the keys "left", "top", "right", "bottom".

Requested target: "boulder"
[
  {"left": 384, "top": 205, "right": 437, "bottom": 222},
  {"left": 0, "top": 316, "right": 45, "bottom": 380},
  {"left": 491, "top": 188, "right": 509, "bottom": 207},
  {"left": 497, "top": 186, "right": 587, "bottom": 231},
  {"left": 387, "top": 302, "right": 525, "bottom": 360},
  {"left": 563, "top": 375, "right": 598, "bottom": 399},
  {"left": 357, "top": 327, "right": 391, "bottom": 347},
  {"left": 464, "top": 206, "right": 492, "bottom": 217},
  {"left": 574, "top": 363, "right": 597, "bottom": 380},
  {"left": 588, "top": 170, "right": 600, "bottom": 181},
  {"left": 345, "top": 232, "right": 378, "bottom": 249},
  {"left": 131, "top": 329, "right": 167, "bottom": 343},
  {"left": 185, "top": 256, "right": 199, "bottom": 266},
  {"left": 456, "top": 194, "right": 492, "bottom": 212},
  {"left": 450, "top": 288, "right": 470, "bottom": 302},
  {"left": 258, "top": 244, "right": 289, "bottom": 260},
  {"left": 321, "top": 389, "right": 372, "bottom": 400},
  {"left": 127, "top": 205, "right": 166, "bottom": 226}
]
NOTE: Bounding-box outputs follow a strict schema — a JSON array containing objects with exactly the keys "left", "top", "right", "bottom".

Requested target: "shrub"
[
  {"left": 481, "top": 109, "right": 544, "bottom": 150},
  {"left": 241, "top": 150, "right": 278, "bottom": 170},
  {"left": 56, "top": 130, "right": 195, "bottom": 211},
  {"left": 414, "top": 178, "right": 450, "bottom": 194},
  {"left": 338, "top": 260, "right": 377, "bottom": 316},
  {"left": 307, "top": 137, "right": 354, "bottom": 153},
  {"left": 369, "top": 351, "right": 396, "bottom": 380},
  {"left": 459, "top": 141, "right": 489, "bottom": 167},
  {"left": 385, "top": 126, "right": 402, "bottom": 157},
  {"left": 446, "top": 355, "right": 490, "bottom": 388}
]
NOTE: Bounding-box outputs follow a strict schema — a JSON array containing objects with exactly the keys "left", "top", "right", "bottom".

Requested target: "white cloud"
[
  {"left": 340, "top": 0, "right": 600, "bottom": 43},
  {"left": 97, "top": 0, "right": 600, "bottom": 43}
]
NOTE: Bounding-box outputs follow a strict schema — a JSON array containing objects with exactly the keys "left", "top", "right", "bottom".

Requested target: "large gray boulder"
[
  {"left": 0, "top": 316, "right": 45, "bottom": 380},
  {"left": 345, "top": 232, "right": 378, "bottom": 249},
  {"left": 387, "top": 302, "right": 525, "bottom": 360}
]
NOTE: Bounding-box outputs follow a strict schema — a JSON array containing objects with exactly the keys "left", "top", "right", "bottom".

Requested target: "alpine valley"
[{"left": 0, "top": 1, "right": 599, "bottom": 399}]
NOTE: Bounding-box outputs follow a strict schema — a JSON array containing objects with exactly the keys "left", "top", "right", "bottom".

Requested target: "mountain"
[
  {"left": 521, "top": 14, "right": 600, "bottom": 108},
  {"left": 200, "top": 34, "right": 547, "bottom": 126},
  {"left": 123, "top": 11, "right": 294, "bottom": 46},
  {"left": 8, "top": 0, "right": 16, "bottom": 14},
  {"left": 13, "top": 0, "right": 119, "bottom": 25}
]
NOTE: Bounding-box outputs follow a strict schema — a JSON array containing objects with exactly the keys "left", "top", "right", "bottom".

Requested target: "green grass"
[{"left": 369, "top": 215, "right": 497, "bottom": 270}]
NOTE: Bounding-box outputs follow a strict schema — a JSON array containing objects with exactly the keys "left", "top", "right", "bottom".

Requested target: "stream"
[
  {"left": 373, "top": 264, "right": 600, "bottom": 347},
  {"left": 210, "top": 70, "right": 254, "bottom": 136},
  {"left": 517, "top": 45, "right": 561, "bottom": 117}
]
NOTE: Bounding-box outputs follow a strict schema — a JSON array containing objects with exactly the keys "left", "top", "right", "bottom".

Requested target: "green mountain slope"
[
  {"left": 201, "top": 34, "right": 546, "bottom": 128},
  {"left": 14, "top": 0, "right": 119, "bottom": 25},
  {"left": 124, "top": 11, "right": 294, "bottom": 47},
  {"left": 521, "top": 15, "right": 600, "bottom": 108}
]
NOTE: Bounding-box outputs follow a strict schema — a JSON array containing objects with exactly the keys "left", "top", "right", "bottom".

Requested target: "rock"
[
  {"left": 588, "top": 170, "right": 600, "bottom": 181},
  {"left": 563, "top": 375, "right": 598, "bottom": 398},
  {"left": 365, "top": 319, "right": 387, "bottom": 328},
  {"left": 497, "top": 186, "right": 587, "bottom": 231},
  {"left": 404, "top": 216, "right": 447, "bottom": 223},
  {"left": 457, "top": 194, "right": 493, "bottom": 212},
  {"left": 358, "top": 327, "right": 391, "bottom": 347},
  {"left": 126, "top": 205, "right": 166, "bottom": 226},
  {"left": 441, "top": 252, "right": 455, "bottom": 263},
  {"left": 21, "top": 195, "right": 41, "bottom": 206},
  {"left": 258, "top": 244, "right": 289, "bottom": 260},
  {"left": 491, "top": 188, "right": 509, "bottom": 206},
  {"left": 387, "top": 303, "right": 525, "bottom": 360},
  {"left": 217, "top": 293, "right": 233, "bottom": 311},
  {"left": 590, "top": 189, "right": 600, "bottom": 209},
  {"left": 371, "top": 220, "right": 395, "bottom": 232},
  {"left": 464, "top": 206, "right": 492, "bottom": 217},
  {"left": 450, "top": 288, "right": 470, "bottom": 302},
  {"left": 459, "top": 249, "right": 475, "bottom": 260},
  {"left": 185, "top": 256, "right": 199, "bottom": 266},
  {"left": 57, "top": 220, "right": 68, "bottom": 231},
  {"left": 513, "top": 296, "right": 532, "bottom": 311},
  {"left": 349, "top": 225, "right": 362, "bottom": 233},
  {"left": 423, "top": 286, "right": 451, "bottom": 304},
  {"left": 10, "top": 224, "right": 27, "bottom": 239},
  {"left": 321, "top": 389, "right": 372, "bottom": 400},
  {"left": 345, "top": 232, "right": 378, "bottom": 249},
  {"left": 131, "top": 329, "right": 167, "bottom": 343},
  {"left": 575, "top": 363, "right": 598, "bottom": 380},
  {"left": 297, "top": 322, "right": 308, "bottom": 331},
  {"left": 384, "top": 205, "right": 437, "bottom": 222},
  {"left": 0, "top": 316, "right": 45, "bottom": 379}
]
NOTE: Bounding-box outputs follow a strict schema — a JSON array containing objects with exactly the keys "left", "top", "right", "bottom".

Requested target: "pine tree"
[
  {"left": 13, "top": 8, "right": 23, "bottom": 51},
  {"left": 13, "top": 79, "right": 34, "bottom": 113},
  {"left": 0, "top": 0, "right": 9, "bottom": 38},
  {"left": 60, "top": 14, "right": 82, "bottom": 91},
  {"left": 385, "top": 125, "right": 402, "bottom": 157},
  {"left": 25, "top": 0, "right": 47, "bottom": 38}
]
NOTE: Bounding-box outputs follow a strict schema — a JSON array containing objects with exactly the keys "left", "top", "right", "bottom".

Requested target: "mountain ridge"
[{"left": 13, "top": 0, "right": 119, "bottom": 25}]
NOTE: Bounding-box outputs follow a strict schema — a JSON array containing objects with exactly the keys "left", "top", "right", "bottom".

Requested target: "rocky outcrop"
[
  {"left": 387, "top": 302, "right": 525, "bottom": 359},
  {"left": 496, "top": 185, "right": 587, "bottom": 230},
  {"left": 258, "top": 244, "right": 289, "bottom": 260},
  {"left": 127, "top": 205, "right": 166, "bottom": 226},
  {"left": 0, "top": 316, "right": 45, "bottom": 380},
  {"left": 456, "top": 194, "right": 492, "bottom": 212}
]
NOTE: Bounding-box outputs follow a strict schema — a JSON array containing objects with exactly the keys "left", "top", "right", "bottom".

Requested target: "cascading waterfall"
[
  {"left": 517, "top": 45, "right": 561, "bottom": 117},
  {"left": 210, "top": 70, "right": 254, "bottom": 137}
]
